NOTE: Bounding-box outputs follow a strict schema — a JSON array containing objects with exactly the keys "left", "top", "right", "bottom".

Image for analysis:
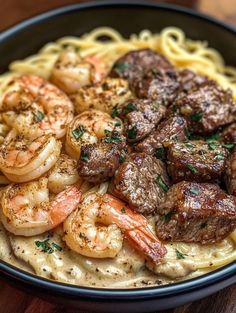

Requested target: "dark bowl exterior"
[{"left": 0, "top": 1, "right": 235, "bottom": 311}]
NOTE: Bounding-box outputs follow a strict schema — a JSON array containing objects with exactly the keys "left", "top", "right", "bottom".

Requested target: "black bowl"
[{"left": 0, "top": 1, "right": 235, "bottom": 312}]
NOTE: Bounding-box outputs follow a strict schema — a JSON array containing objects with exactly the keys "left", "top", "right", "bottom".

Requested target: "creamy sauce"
[{"left": 0, "top": 220, "right": 235, "bottom": 288}]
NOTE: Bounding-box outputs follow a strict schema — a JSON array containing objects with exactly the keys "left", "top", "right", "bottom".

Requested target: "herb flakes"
[
  {"left": 155, "top": 147, "right": 165, "bottom": 160},
  {"left": 175, "top": 249, "right": 186, "bottom": 260},
  {"left": 114, "top": 62, "right": 129, "bottom": 73},
  {"left": 160, "top": 212, "right": 172, "bottom": 223},
  {"left": 187, "top": 164, "right": 198, "bottom": 174},
  {"left": 72, "top": 125, "right": 85, "bottom": 140},
  {"left": 111, "top": 106, "right": 118, "bottom": 118},
  {"left": 189, "top": 187, "right": 199, "bottom": 196},
  {"left": 127, "top": 126, "right": 137, "bottom": 140},
  {"left": 190, "top": 112, "right": 203, "bottom": 122},
  {"left": 35, "top": 239, "right": 62, "bottom": 254},
  {"left": 222, "top": 143, "right": 235, "bottom": 150},
  {"left": 155, "top": 175, "right": 169, "bottom": 192},
  {"left": 34, "top": 110, "right": 44, "bottom": 122},
  {"left": 123, "top": 102, "right": 137, "bottom": 114}
]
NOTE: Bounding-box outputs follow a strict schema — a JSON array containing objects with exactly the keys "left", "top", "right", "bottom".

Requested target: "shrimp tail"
[
  {"left": 126, "top": 226, "right": 167, "bottom": 263},
  {"left": 50, "top": 186, "right": 82, "bottom": 227}
]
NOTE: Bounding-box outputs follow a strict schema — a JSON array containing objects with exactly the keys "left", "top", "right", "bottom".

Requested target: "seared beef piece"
[
  {"left": 132, "top": 68, "right": 180, "bottom": 105},
  {"left": 111, "top": 153, "right": 170, "bottom": 214},
  {"left": 176, "top": 81, "right": 236, "bottom": 134},
  {"left": 225, "top": 152, "right": 236, "bottom": 196},
  {"left": 110, "top": 49, "right": 174, "bottom": 82},
  {"left": 136, "top": 116, "right": 187, "bottom": 155},
  {"left": 109, "top": 49, "right": 180, "bottom": 105},
  {"left": 179, "top": 69, "right": 208, "bottom": 93},
  {"left": 78, "top": 142, "right": 124, "bottom": 184},
  {"left": 221, "top": 123, "right": 236, "bottom": 144},
  {"left": 156, "top": 181, "right": 236, "bottom": 244},
  {"left": 117, "top": 99, "right": 166, "bottom": 142},
  {"left": 167, "top": 140, "right": 228, "bottom": 183}
]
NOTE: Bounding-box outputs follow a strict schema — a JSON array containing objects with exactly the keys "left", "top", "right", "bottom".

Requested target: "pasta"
[{"left": 0, "top": 27, "right": 235, "bottom": 288}]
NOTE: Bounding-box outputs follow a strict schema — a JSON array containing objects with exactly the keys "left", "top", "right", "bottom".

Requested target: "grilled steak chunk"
[
  {"left": 109, "top": 49, "right": 180, "bottom": 105},
  {"left": 176, "top": 81, "right": 235, "bottom": 134},
  {"left": 156, "top": 181, "right": 236, "bottom": 244},
  {"left": 179, "top": 69, "right": 208, "bottom": 93},
  {"left": 117, "top": 99, "right": 166, "bottom": 142},
  {"left": 112, "top": 153, "right": 170, "bottom": 214},
  {"left": 225, "top": 152, "right": 236, "bottom": 196},
  {"left": 136, "top": 116, "right": 187, "bottom": 155},
  {"left": 78, "top": 142, "right": 124, "bottom": 184},
  {"left": 167, "top": 140, "right": 228, "bottom": 183},
  {"left": 110, "top": 48, "right": 174, "bottom": 82},
  {"left": 222, "top": 123, "right": 236, "bottom": 144},
  {"left": 132, "top": 68, "right": 180, "bottom": 105}
]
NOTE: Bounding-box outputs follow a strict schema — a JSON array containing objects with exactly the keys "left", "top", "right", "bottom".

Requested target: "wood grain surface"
[{"left": 0, "top": 0, "right": 235, "bottom": 312}]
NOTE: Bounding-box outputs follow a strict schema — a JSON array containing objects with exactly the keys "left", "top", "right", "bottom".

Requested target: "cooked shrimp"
[
  {"left": 0, "top": 129, "right": 61, "bottom": 183},
  {"left": 84, "top": 55, "right": 107, "bottom": 83},
  {"left": 71, "top": 78, "right": 132, "bottom": 114},
  {"left": 48, "top": 154, "right": 82, "bottom": 194},
  {"left": 64, "top": 192, "right": 167, "bottom": 261},
  {"left": 1, "top": 75, "right": 74, "bottom": 138},
  {"left": 65, "top": 109, "right": 123, "bottom": 159},
  {"left": 0, "top": 178, "right": 81, "bottom": 236},
  {"left": 50, "top": 50, "right": 96, "bottom": 94}
]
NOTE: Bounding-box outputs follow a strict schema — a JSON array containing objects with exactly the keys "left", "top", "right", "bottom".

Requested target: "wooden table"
[{"left": 0, "top": 0, "right": 235, "bottom": 312}]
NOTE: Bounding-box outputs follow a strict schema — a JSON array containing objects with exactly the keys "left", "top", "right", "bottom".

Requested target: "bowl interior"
[{"left": 0, "top": 0, "right": 235, "bottom": 300}]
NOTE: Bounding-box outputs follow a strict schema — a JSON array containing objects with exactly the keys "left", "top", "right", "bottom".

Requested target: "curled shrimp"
[
  {"left": 50, "top": 49, "right": 96, "bottom": 94},
  {"left": 0, "top": 129, "right": 61, "bottom": 183},
  {"left": 48, "top": 154, "right": 82, "bottom": 194},
  {"left": 65, "top": 109, "right": 123, "bottom": 160},
  {"left": 1, "top": 75, "right": 74, "bottom": 139},
  {"left": 64, "top": 192, "right": 167, "bottom": 261},
  {"left": 0, "top": 177, "right": 81, "bottom": 236},
  {"left": 71, "top": 77, "right": 132, "bottom": 114}
]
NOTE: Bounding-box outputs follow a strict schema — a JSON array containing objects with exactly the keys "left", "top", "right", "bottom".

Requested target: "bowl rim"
[{"left": 0, "top": 0, "right": 236, "bottom": 300}]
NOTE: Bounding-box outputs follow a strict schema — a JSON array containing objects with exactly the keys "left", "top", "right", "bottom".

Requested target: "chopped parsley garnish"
[
  {"left": 72, "top": 125, "right": 85, "bottom": 140},
  {"left": 175, "top": 249, "right": 186, "bottom": 260},
  {"left": 189, "top": 187, "right": 199, "bottom": 196},
  {"left": 51, "top": 242, "right": 62, "bottom": 251},
  {"left": 35, "top": 239, "right": 62, "bottom": 254},
  {"left": 187, "top": 164, "right": 198, "bottom": 174},
  {"left": 184, "top": 127, "right": 191, "bottom": 140},
  {"left": 80, "top": 151, "right": 89, "bottom": 162},
  {"left": 222, "top": 143, "right": 235, "bottom": 150},
  {"left": 208, "top": 142, "right": 219, "bottom": 150},
  {"left": 160, "top": 212, "right": 172, "bottom": 223},
  {"left": 111, "top": 106, "right": 118, "bottom": 118},
  {"left": 123, "top": 102, "right": 137, "bottom": 114},
  {"left": 115, "top": 121, "right": 121, "bottom": 127},
  {"left": 185, "top": 143, "right": 195, "bottom": 150},
  {"left": 104, "top": 130, "right": 123, "bottom": 143},
  {"left": 119, "top": 151, "right": 126, "bottom": 163},
  {"left": 155, "top": 147, "right": 165, "bottom": 160},
  {"left": 114, "top": 62, "right": 129, "bottom": 73},
  {"left": 215, "top": 154, "right": 225, "bottom": 161},
  {"left": 153, "top": 102, "right": 161, "bottom": 110},
  {"left": 127, "top": 126, "right": 138, "bottom": 140},
  {"left": 155, "top": 175, "right": 169, "bottom": 192},
  {"left": 34, "top": 110, "right": 44, "bottom": 122},
  {"left": 205, "top": 133, "right": 220, "bottom": 143},
  {"left": 200, "top": 222, "right": 207, "bottom": 229},
  {"left": 121, "top": 207, "right": 126, "bottom": 214},
  {"left": 190, "top": 112, "right": 203, "bottom": 122}
]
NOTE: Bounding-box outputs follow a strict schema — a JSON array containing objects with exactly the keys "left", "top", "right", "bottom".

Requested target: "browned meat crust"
[
  {"left": 156, "top": 181, "right": 236, "bottom": 244},
  {"left": 112, "top": 153, "right": 170, "bottom": 214},
  {"left": 167, "top": 140, "right": 228, "bottom": 183}
]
